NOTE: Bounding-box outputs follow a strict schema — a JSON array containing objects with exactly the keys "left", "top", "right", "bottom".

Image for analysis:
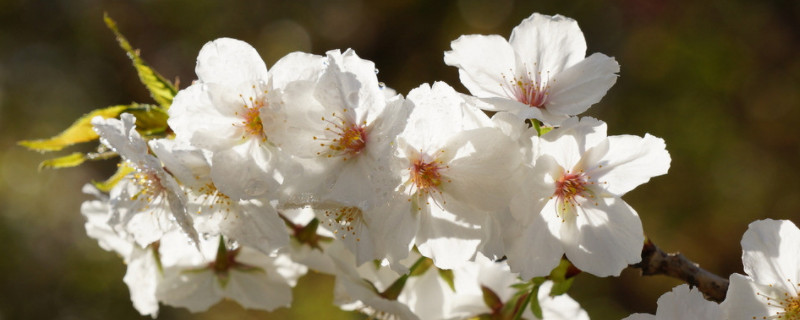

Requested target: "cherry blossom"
[
  {"left": 92, "top": 113, "right": 198, "bottom": 247},
  {"left": 167, "top": 38, "right": 324, "bottom": 200},
  {"left": 506, "top": 117, "right": 670, "bottom": 277},
  {"left": 721, "top": 219, "right": 800, "bottom": 320},
  {"left": 156, "top": 235, "right": 306, "bottom": 312},
  {"left": 391, "top": 81, "right": 523, "bottom": 269},
  {"left": 444, "top": 13, "right": 619, "bottom": 125}
]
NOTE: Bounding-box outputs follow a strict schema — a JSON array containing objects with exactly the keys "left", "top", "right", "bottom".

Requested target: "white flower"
[
  {"left": 148, "top": 138, "right": 289, "bottom": 255},
  {"left": 507, "top": 117, "right": 670, "bottom": 277},
  {"left": 80, "top": 184, "right": 161, "bottom": 317},
  {"left": 92, "top": 113, "right": 198, "bottom": 247},
  {"left": 156, "top": 235, "right": 307, "bottom": 312},
  {"left": 623, "top": 284, "right": 722, "bottom": 320},
  {"left": 167, "top": 38, "right": 324, "bottom": 199},
  {"left": 392, "top": 81, "right": 523, "bottom": 269},
  {"left": 444, "top": 13, "right": 619, "bottom": 125},
  {"left": 721, "top": 219, "right": 800, "bottom": 320},
  {"left": 272, "top": 49, "right": 412, "bottom": 267}
]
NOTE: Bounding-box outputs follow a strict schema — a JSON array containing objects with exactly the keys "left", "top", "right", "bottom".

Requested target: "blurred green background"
[{"left": 1, "top": 0, "right": 798, "bottom": 318}]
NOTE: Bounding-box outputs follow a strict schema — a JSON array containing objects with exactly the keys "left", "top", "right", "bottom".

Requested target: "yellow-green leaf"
[
  {"left": 124, "top": 104, "right": 169, "bottom": 138},
  {"left": 18, "top": 105, "right": 129, "bottom": 152},
  {"left": 38, "top": 152, "right": 86, "bottom": 170},
  {"left": 104, "top": 13, "right": 178, "bottom": 109},
  {"left": 92, "top": 161, "right": 135, "bottom": 192}
]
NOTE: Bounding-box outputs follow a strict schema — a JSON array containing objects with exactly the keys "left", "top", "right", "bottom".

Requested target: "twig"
[{"left": 630, "top": 239, "right": 729, "bottom": 302}]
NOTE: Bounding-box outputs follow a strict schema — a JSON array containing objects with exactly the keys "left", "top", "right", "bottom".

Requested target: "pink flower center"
[
  {"left": 315, "top": 109, "right": 369, "bottom": 161},
  {"left": 411, "top": 159, "right": 444, "bottom": 192},
  {"left": 501, "top": 69, "right": 551, "bottom": 108},
  {"left": 552, "top": 170, "right": 599, "bottom": 219},
  {"left": 235, "top": 90, "right": 268, "bottom": 142}
]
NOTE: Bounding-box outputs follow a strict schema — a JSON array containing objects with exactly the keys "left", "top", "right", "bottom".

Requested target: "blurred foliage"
[{"left": 0, "top": 0, "right": 798, "bottom": 319}]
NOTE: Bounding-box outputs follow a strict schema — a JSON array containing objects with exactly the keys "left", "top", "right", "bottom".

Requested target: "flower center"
[
  {"left": 411, "top": 158, "right": 444, "bottom": 192},
  {"left": 322, "top": 206, "right": 365, "bottom": 242},
  {"left": 552, "top": 169, "right": 599, "bottom": 220},
  {"left": 235, "top": 87, "right": 268, "bottom": 142},
  {"left": 194, "top": 182, "right": 233, "bottom": 214},
  {"left": 501, "top": 68, "right": 551, "bottom": 108},
  {"left": 757, "top": 280, "right": 800, "bottom": 319},
  {"left": 315, "top": 109, "right": 368, "bottom": 161},
  {"left": 130, "top": 168, "right": 166, "bottom": 202}
]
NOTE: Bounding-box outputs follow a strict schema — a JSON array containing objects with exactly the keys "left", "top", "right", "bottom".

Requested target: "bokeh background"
[{"left": 1, "top": 0, "right": 799, "bottom": 319}]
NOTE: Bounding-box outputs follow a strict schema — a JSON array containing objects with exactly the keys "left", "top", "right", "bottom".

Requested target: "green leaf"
[
  {"left": 104, "top": 13, "right": 178, "bottom": 109},
  {"left": 548, "top": 277, "right": 574, "bottom": 297},
  {"left": 92, "top": 161, "right": 135, "bottom": 192},
  {"left": 408, "top": 256, "right": 433, "bottom": 277},
  {"left": 380, "top": 274, "right": 408, "bottom": 301},
  {"left": 124, "top": 104, "right": 169, "bottom": 137},
  {"left": 529, "top": 284, "right": 543, "bottom": 319},
  {"left": 481, "top": 285, "right": 503, "bottom": 312},
  {"left": 547, "top": 258, "right": 576, "bottom": 296},
  {"left": 38, "top": 152, "right": 86, "bottom": 170},
  {"left": 531, "top": 119, "right": 553, "bottom": 136},
  {"left": 19, "top": 105, "right": 129, "bottom": 152},
  {"left": 438, "top": 268, "right": 456, "bottom": 292}
]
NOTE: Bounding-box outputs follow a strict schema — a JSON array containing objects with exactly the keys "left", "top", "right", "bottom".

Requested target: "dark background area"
[{"left": 1, "top": 0, "right": 798, "bottom": 318}]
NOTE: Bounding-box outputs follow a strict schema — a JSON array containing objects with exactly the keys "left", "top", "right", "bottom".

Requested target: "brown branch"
[{"left": 630, "top": 239, "right": 729, "bottom": 302}]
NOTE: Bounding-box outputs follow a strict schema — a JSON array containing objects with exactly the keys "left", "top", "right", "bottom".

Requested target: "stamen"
[
  {"left": 323, "top": 206, "right": 365, "bottom": 242},
  {"left": 499, "top": 65, "right": 552, "bottom": 108},
  {"left": 315, "top": 111, "right": 369, "bottom": 160}
]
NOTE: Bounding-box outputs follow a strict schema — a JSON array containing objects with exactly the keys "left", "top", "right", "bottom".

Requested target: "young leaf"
[
  {"left": 92, "top": 161, "right": 135, "bottom": 192},
  {"left": 18, "top": 105, "right": 129, "bottom": 152},
  {"left": 104, "top": 13, "right": 178, "bottom": 109},
  {"left": 38, "top": 152, "right": 86, "bottom": 170},
  {"left": 438, "top": 268, "right": 456, "bottom": 292}
]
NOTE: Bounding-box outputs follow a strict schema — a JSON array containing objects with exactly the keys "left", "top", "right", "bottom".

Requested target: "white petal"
[
  {"left": 157, "top": 269, "right": 222, "bottom": 313},
  {"left": 123, "top": 246, "right": 160, "bottom": 317},
  {"left": 210, "top": 142, "right": 280, "bottom": 200},
  {"left": 585, "top": 133, "right": 671, "bottom": 196},
  {"left": 81, "top": 199, "right": 133, "bottom": 256},
  {"left": 444, "top": 127, "right": 522, "bottom": 211},
  {"left": 218, "top": 200, "right": 290, "bottom": 254},
  {"left": 92, "top": 113, "right": 148, "bottom": 164},
  {"left": 366, "top": 198, "right": 416, "bottom": 273},
  {"left": 225, "top": 269, "right": 293, "bottom": 311},
  {"left": 404, "top": 82, "right": 493, "bottom": 151},
  {"left": 560, "top": 196, "right": 644, "bottom": 277},
  {"left": 721, "top": 274, "right": 779, "bottom": 320},
  {"left": 269, "top": 51, "right": 325, "bottom": 87},
  {"left": 509, "top": 13, "right": 586, "bottom": 74},
  {"left": 741, "top": 219, "right": 800, "bottom": 290},
  {"left": 444, "top": 34, "right": 516, "bottom": 98},
  {"left": 503, "top": 211, "right": 563, "bottom": 279},
  {"left": 415, "top": 203, "right": 482, "bottom": 269},
  {"left": 148, "top": 139, "right": 211, "bottom": 189},
  {"left": 195, "top": 38, "right": 268, "bottom": 85},
  {"left": 651, "top": 284, "right": 723, "bottom": 320},
  {"left": 539, "top": 281, "right": 591, "bottom": 320},
  {"left": 167, "top": 83, "right": 242, "bottom": 151},
  {"left": 546, "top": 53, "right": 620, "bottom": 116},
  {"left": 539, "top": 117, "right": 607, "bottom": 170}
]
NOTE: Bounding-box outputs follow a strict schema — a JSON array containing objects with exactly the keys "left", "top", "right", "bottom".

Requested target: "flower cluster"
[{"left": 66, "top": 11, "right": 800, "bottom": 319}]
